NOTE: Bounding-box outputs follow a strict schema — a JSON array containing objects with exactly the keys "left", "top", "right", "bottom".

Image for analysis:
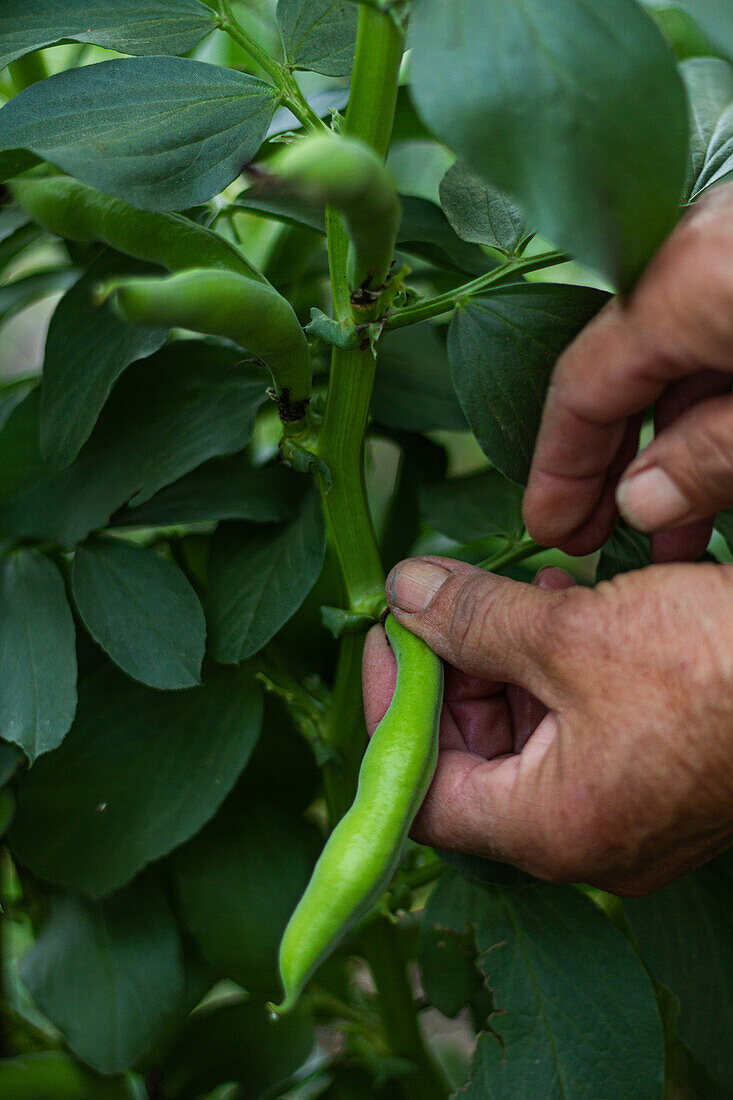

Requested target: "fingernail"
[
  {"left": 388, "top": 561, "right": 452, "bottom": 613},
  {"left": 616, "top": 466, "right": 691, "bottom": 532}
]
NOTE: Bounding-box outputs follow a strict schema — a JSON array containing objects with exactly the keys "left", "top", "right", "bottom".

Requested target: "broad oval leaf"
[
  {"left": 208, "top": 488, "right": 326, "bottom": 663},
  {"left": 448, "top": 284, "right": 609, "bottom": 484},
  {"left": 0, "top": 341, "right": 270, "bottom": 547},
  {"left": 10, "top": 665, "right": 263, "bottom": 896},
  {"left": 681, "top": 57, "right": 733, "bottom": 197},
  {"left": 173, "top": 792, "right": 320, "bottom": 999},
  {"left": 372, "top": 323, "right": 467, "bottom": 433},
  {"left": 41, "top": 254, "right": 168, "bottom": 469},
  {"left": 410, "top": 0, "right": 689, "bottom": 290},
  {"left": 439, "top": 161, "right": 532, "bottom": 255},
  {"left": 423, "top": 873, "right": 664, "bottom": 1098},
  {"left": 0, "top": 0, "right": 217, "bottom": 71},
  {"left": 420, "top": 468, "right": 524, "bottom": 544},
  {"left": 0, "top": 549, "right": 77, "bottom": 761},
  {"left": 277, "top": 0, "right": 358, "bottom": 77},
  {"left": 624, "top": 850, "right": 733, "bottom": 1087},
  {"left": 113, "top": 454, "right": 299, "bottom": 529},
  {"left": 0, "top": 57, "right": 280, "bottom": 210},
  {"left": 21, "top": 876, "right": 185, "bottom": 1075},
  {"left": 72, "top": 539, "right": 206, "bottom": 690}
]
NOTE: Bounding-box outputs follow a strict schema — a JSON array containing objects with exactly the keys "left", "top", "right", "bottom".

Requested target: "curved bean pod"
[
  {"left": 272, "top": 615, "right": 443, "bottom": 1013},
  {"left": 102, "top": 269, "right": 312, "bottom": 416},
  {"left": 11, "top": 175, "right": 266, "bottom": 282},
  {"left": 267, "top": 134, "right": 401, "bottom": 297}
]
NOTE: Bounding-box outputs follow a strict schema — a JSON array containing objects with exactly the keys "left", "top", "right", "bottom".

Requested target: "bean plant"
[{"left": 0, "top": 0, "right": 731, "bottom": 1096}]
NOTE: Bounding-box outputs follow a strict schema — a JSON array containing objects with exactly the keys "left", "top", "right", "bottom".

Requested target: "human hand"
[
  {"left": 523, "top": 182, "right": 733, "bottom": 563},
  {"left": 363, "top": 557, "right": 733, "bottom": 894}
]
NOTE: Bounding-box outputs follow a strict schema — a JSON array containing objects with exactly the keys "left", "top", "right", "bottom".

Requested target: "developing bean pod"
[
  {"left": 100, "top": 269, "right": 312, "bottom": 418},
  {"left": 272, "top": 615, "right": 443, "bottom": 1013},
  {"left": 11, "top": 175, "right": 265, "bottom": 282},
  {"left": 266, "top": 134, "right": 401, "bottom": 297}
]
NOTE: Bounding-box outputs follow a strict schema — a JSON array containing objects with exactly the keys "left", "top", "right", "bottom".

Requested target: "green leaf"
[
  {"left": 372, "top": 324, "right": 467, "bottom": 433},
  {"left": 410, "top": 0, "right": 689, "bottom": 290},
  {"left": 398, "top": 196, "right": 496, "bottom": 276},
  {"left": 277, "top": 0, "right": 358, "bottom": 77},
  {"left": 681, "top": 57, "right": 733, "bottom": 197},
  {"left": 208, "top": 488, "right": 326, "bottom": 662},
  {"left": 0, "top": 219, "right": 41, "bottom": 269},
  {"left": 113, "top": 455, "right": 299, "bottom": 529},
  {"left": 21, "top": 876, "right": 185, "bottom": 1075},
  {"left": 72, "top": 539, "right": 206, "bottom": 690},
  {"left": 691, "top": 99, "right": 733, "bottom": 197},
  {"left": 0, "top": 341, "right": 269, "bottom": 547},
  {"left": 173, "top": 790, "right": 320, "bottom": 999},
  {"left": 424, "top": 873, "right": 665, "bottom": 1098},
  {"left": 420, "top": 468, "right": 524, "bottom": 544},
  {"left": 715, "top": 507, "right": 733, "bottom": 552},
  {"left": 624, "top": 850, "right": 733, "bottom": 1087},
  {"left": 448, "top": 284, "right": 608, "bottom": 484},
  {"left": 161, "top": 996, "right": 314, "bottom": 1100},
  {"left": 10, "top": 665, "right": 262, "bottom": 896},
  {"left": 0, "top": 58, "right": 279, "bottom": 210},
  {"left": 439, "top": 161, "right": 532, "bottom": 255},
  {"left": 596, "top": 522, "right": 651, "bottom": 581},
  {"left": 0, "top": 0, "right": 216, "bottom": 71},
  {"left": 0, "top": 267, "right": 76, "bottom": 327},
  {"left": 41, "top": 254, "right": 168, "bottom": 469},
  {"left": 0, "top": 1053, "right": 135, "bottom": 1099},
  {"left": 0, "top": 549, "right": 76, "bottom": 761},
  {"left": 645, "top": 1, "right": 733, "bottom": 62}
]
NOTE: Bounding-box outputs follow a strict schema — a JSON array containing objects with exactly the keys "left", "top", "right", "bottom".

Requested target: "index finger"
[{"left": 522, "top": 300, "right": 681, "bottom": 549}]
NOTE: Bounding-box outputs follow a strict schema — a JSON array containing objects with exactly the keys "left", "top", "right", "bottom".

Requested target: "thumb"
[
  {"left": 386, "top": 556, "right": 567, "bottom": 699},
  {"left": 616, "top": 392, "right": 733, "bottom": 536}
]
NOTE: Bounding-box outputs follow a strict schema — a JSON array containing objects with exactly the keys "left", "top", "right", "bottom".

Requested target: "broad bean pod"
[
  {"left": 266, "top": 134, "right": 401, "bottom": 298},
  {"left": 12, "top": 176, "right": 312, "bottom": 418},
  {"left": 100, "top": 269, "right": 312, "bottom": 417},
  {"left": 10, "top": 175, "right": 266, "bottom": 282},
  {"left": 272, "top": 615, "right": 443, "bottom": 1013}
]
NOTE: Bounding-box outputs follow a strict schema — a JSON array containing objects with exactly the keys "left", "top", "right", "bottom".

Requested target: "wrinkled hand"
[
  {"left": 523, "top": 182, "right": 733, "bottom": 562},
  {"left": 363, "top": 557, "right": 733, "bottom": 895}
]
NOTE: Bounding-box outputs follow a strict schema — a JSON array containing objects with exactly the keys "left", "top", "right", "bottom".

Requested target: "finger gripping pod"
[
  {"left": 271, "top": 615, "right": 443, "bottom": 1013},
  {"left": 267, "top": 134, "right": 402, "bottom": 300}
]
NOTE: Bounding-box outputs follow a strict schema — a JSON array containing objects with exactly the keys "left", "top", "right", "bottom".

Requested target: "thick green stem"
[
  {"left": 478, "top": 538, "right": 544, "bottom": 573},
  {"left": 360, "top": 919, "right": 448, "bottom": 1100},
  {"left": 315, "top": 12, "right": 447, "bottom": 1097},
  {"left": 385, "top": 249, "right": 570, "bottom": 331}
]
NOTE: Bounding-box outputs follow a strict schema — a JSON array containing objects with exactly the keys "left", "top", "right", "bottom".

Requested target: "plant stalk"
[
  {"left": 478, "top": 538, "right": 544, "bottom": 573},
  {"left": 218, "top": 0, "right": 326, "bottom": 133},
  {"left": 385, "top": 249, "right": 570, "bottom": 330},
  {"left": 360, "top": 918, "right": 448, "bottom": 1100}
]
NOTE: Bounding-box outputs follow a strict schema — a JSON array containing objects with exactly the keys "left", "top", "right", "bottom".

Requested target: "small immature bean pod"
[
  {"left": 100, "top": 269, "right": 312, "bottom": 418},
  {"left": 266, "top": 134, "right": 401, "bottom": 298},
  {"left": 272, "top": 615, "right": 443, "bottom": 1013}
]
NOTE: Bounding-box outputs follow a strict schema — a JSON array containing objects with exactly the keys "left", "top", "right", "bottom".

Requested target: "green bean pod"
[
  {"left": 101, "top": 269, "right": 312, "bottom": 417},
  {"left": 272, "top": 615, "right": 443, "bottom": 1013},
  {"left": 10, "top": 175, "right": 266, "bottom": 282},
  {"left": 267, "top": 134, "right": 401, "bottom": 296}
]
